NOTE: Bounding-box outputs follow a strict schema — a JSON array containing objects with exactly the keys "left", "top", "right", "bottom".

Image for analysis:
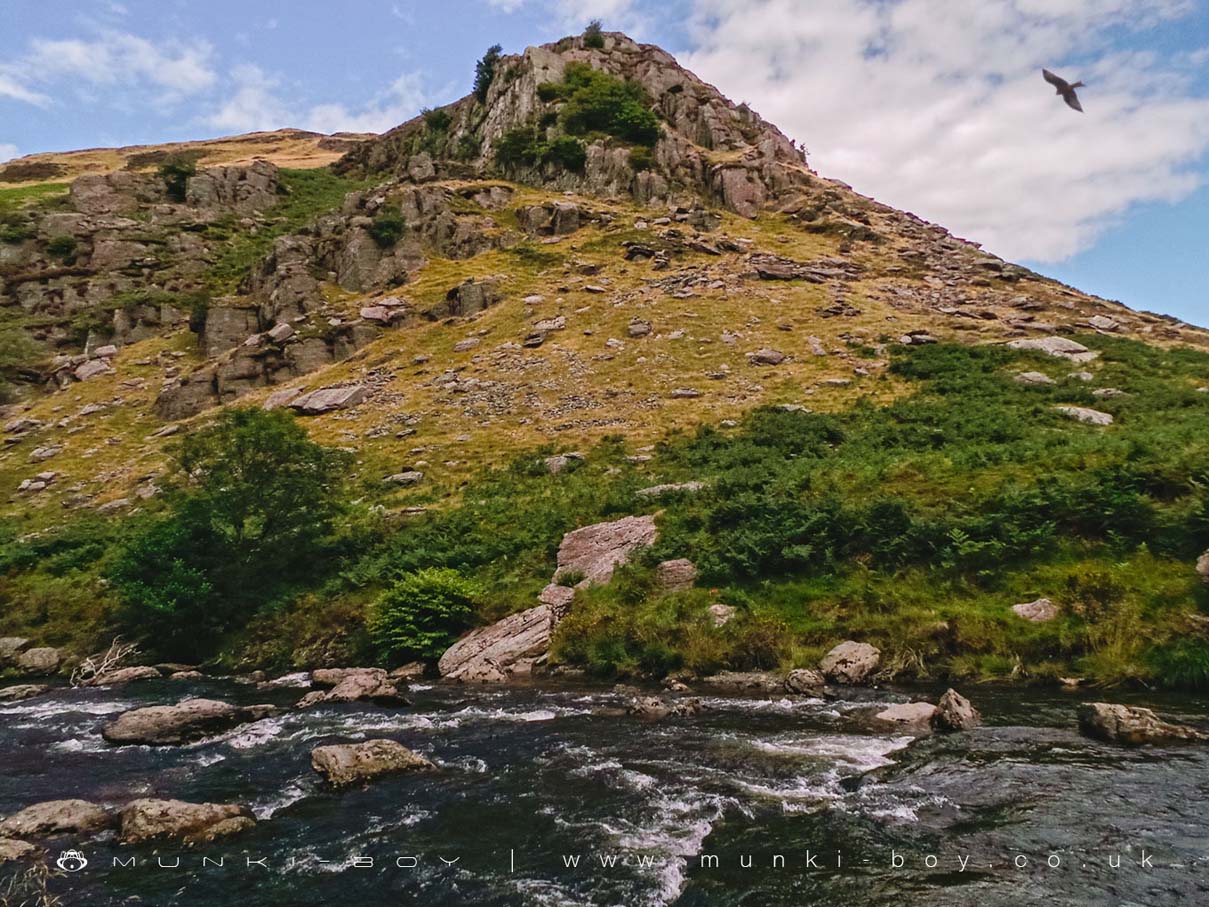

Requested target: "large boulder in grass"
[
  {"left": 1197, "top": 549, "right": 1209, "bottom": 584},
  {"left": 932, "top": 689, "right": 981, "bottom": 732},
  {"left": 311, "top": 739, "right": 436, "bottom": 785},
  {"left": 102, "top": 698, "right": 278, "bottom": 746},
  {"left": 555, "top": 514, "right": 658, "bottom": 587},
  {"left": 119, "top": 799, "right": 256, "bottom": 844},
  {"left": 1077, "top": 703, "right": 1208, "bottom": 746},
  {"left": 0, "top": 800, "right": 113, "bottom": 838},
  {"left": 819, "top": 641, "right": 881, "bottom": 684}
]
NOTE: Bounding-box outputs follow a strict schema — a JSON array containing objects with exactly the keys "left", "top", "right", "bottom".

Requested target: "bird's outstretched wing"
[
  {"left": 1064, "top": 90, "right": 1083, "bottom": 113},
  {"left": 1042, "top": 69, "right": 1069, "bottom": 91}
]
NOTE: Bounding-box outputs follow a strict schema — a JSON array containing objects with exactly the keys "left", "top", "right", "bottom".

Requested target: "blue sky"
[{"left": 2, "top": 0, "right": 1207, "bottom": 323}]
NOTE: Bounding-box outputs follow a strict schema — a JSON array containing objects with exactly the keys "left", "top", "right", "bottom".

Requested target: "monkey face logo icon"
[{"left": 56, "top": 850, "right": 88, "bottom": 873}]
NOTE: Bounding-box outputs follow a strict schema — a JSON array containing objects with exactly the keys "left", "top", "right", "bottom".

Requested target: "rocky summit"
[{"left": 1, "top": 30, "right": 1208, "bottom": 692}]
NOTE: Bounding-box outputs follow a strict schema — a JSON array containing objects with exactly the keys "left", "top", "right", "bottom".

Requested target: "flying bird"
[{"left": 1042, "top": 69, "right": 1084, "bottom": 112}]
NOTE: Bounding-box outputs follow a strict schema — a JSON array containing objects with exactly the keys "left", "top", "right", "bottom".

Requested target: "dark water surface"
[{"left": 1, "top": 677, "right": 1207, "bottom": 906}]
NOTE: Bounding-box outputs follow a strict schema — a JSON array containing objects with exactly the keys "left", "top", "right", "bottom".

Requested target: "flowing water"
[{"left": 1, "top": 677, "right": 1207, "bottom": 906}]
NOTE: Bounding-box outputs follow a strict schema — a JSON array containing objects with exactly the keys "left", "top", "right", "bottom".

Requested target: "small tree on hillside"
[
  {"left": 583, "top": 19, "right": 605, "bottom": 49},
  {"left": 111, "top": 408, "right": 350, "bottom": 659},
  {"left": 474, "top": 44, "right": 504, "bottom": 103}
]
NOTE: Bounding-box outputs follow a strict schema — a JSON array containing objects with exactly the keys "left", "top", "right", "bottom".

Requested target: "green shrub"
[
  {"left": 45, "top": 234, "right": 77, "bottom": 262},
  {"left": 495, "top": 126, "right": 542, "bottom": 168},
  {"left": 474, "top": 44, "right": 503, "bottom": 103},
  {"left": 368, "top": 568, "right": 481, "bottom": 660},
  {"left": 628, "top": 146, "right": 655, "bottom": 172},
  {"left": 368, "top": 211, "right": 406, "bottom": 248},
  {"left": 455, "top": 134, "right": 481, "bottom": 160},
  {"left": 0, "top": 213, "right": 33, "bottom": 244},
  {"left": 422, "top": 107, "right": 453, "bottom": 131},
  {"left": 558, "top": 63, "right": 660, "bottom": 147},
  {"left": 495, "top": 127, "right": 586, "bottom": 172},
  {"left": 159, "top": 155, "right": 197, "bottom": 203},
  {"left": 583, "top": 19, "right": 605, "bottom": 49},
  {"left": 543, "top": 135, "right": 588, "bottom": 171}
]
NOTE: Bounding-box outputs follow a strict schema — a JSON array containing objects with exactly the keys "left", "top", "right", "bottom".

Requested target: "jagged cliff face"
[
  {"left": 1, "top": 32, "right": 1205, "bottom": 523},
  {"left": 337, "top": 32, "right": 811, "bottom": 218}
]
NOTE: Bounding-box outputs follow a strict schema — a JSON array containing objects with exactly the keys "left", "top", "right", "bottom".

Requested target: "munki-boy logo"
[{"left": 56, "top": 850, "right": 88, "bottom": 873}]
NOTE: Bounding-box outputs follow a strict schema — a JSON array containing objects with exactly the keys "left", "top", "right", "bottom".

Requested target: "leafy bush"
[
  {"left": 45, "top": 234, "right": 77, "bottom": 262},
  {"left": 583, "top": 19, "right": 605, "bottom": 49},
  {"left": 495, "top": 127, "right": 586, "bottom": 172},
  {"left": 158, "top": 155, "right": 197, "bottom": 202},
  {"left": 542, "top": 135, "right": 588, "bottom": 171},
  {"left": 474, "top": 44, "right": 503, "bottom": 103},
  {"left": 368, "top": 211, "right": 406, "bottom": 248},
  {"left": 422, "top": 107, "right": 453, "bottom": 131},
  {"left": 368, "top": 568, "right": 480, "bottom": 660},
  {"left": 558, "top": 63, "right": 660, "bottom": 147},
  {"left": 111, "top": 408, "right": 350, "bottom": 659},
  {"left": 0, "top": 213, "right": 33, "bottom": 244},
  {"left": 628, "top": 146, "right": 655, "bottom": 172}
]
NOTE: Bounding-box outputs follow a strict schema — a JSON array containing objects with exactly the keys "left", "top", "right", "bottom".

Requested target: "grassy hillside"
[{"left": 3, "top": 334, "right": 1207, "bottom": 688}]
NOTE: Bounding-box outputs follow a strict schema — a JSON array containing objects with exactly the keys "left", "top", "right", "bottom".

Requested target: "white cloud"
[
  {"left": 0, "top": 143, "right": 18, "bottom": 163},
  {"left": 204, "top": 66, "right": 430, "bottom": 136},
  {"left": 680, "top": 0, "right": 1209, "bottom": 262},
  {"left": 0, "top": 30, "right": 216, "bottom": 108}
]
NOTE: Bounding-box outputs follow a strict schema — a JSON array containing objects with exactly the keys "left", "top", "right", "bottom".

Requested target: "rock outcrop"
[
  {"left": 102, "top": 698, "right": 277, "bottom": 746},
  {"left": 819, "top": 641, "right": 881, "bottom": 684},
  {"left": 627, "top": 696, "right": 703, "bottom": 720},
  {"left": 1077, "top": 703, "right": 1207, "bottom": 746},
  {"left": 119, "top": 798, "right": 256, "bottom": 844},
  {"left": 311, "top": 739, "right": 436, "bottom": 785},
  {"left": 13, "top": 647, "right": 62, "bottom": 675},
  {"left": 336, "top": 33, "right": 812, "bottom": 220},
  {"left": 438, "top": 604, "right": 552, "bottom": 682}
]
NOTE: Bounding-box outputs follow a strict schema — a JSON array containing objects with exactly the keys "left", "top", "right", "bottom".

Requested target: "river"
[{"left": 1, "top": 677, "right": 1207, "bottom": 906}]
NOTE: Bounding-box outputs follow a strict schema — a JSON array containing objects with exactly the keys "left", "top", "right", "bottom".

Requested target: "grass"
[{"left": 0, "top": 182, "right": 70, "bottom": 215}]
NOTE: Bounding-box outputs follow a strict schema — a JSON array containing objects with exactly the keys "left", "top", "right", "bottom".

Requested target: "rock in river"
[
  {"left": 784, "top": 669, "right": 826, "bottom": 694},
  {"left": 932, "top": 689, "right": 981, "bottom": 732},
  {"left": 1077, "top": 703, "right": 1207, "bottom": 746},
  {"left": 311, "top": 739, "right": 436, "bottom": 785},
  {"left": 0, "top": 684, "right": 49, "bottom": 702},
  {"left": 0, "top": 837, "right": 38, "bottom": 862},
  {"left": 297, "top": 668, "right": 407, "bottom": 707},
  {"left": 102, "top": 698, "right": 277, "bottom": 746},
  {"left": 874, "top": 702, "right": 939, "bottom": 726},
  {"left": 438, "top": 604, "right": 552, "bottom": 683},
  {"left": 627, "top": 696, "right": 703, "bottom": 720},
  {"left": 119, "top": 799, "right": 256, "bottom": 844},
  {"left": 0, "top": 800, "right": 113, "bottom": 838}
]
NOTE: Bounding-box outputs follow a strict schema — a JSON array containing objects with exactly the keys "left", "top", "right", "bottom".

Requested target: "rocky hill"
[{"left": 1, "top": 32, "right": 1207, "bottom": 686}]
